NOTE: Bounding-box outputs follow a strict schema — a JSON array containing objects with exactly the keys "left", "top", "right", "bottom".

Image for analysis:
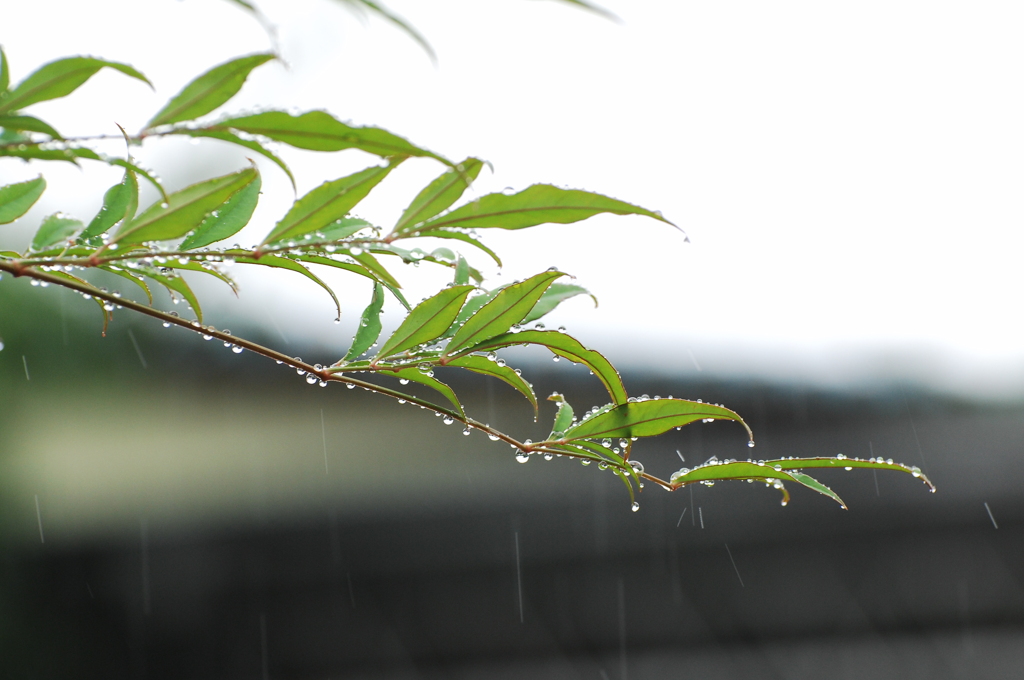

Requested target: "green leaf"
[
  {"left": 180, "top": 174, "right": 261, "bottom": 250},
  {"left": 0, "top": 176, "right": 45, "bottom": 224},
  {"left": 138, "top": 268, "right": 203, "bottom": 322},
  {"left": 262, "top": 161, "right": 400, "bottom": 245},
  {"left": 446, "top": 354, "right": 537, "bottom": 415},
  {"left": 0, "top": 46, "right": 9, "bottom": 92},
  {"left": 344, "top": 283, "right": 385, "bottom": 361},
  {"left": 667, "top": 461, "right": 843, "bottom": 508},
  {"left": 31, "top": 213, "right": 81, "bottom": 250},
  {"left": 81, "top": 170, "right": 137, "bottom": 241},
  {"left": 0, "top": 56, "right": 151, "bottom": 114},
  {"left": 393, "top": 158, "right": 484, "bottom": 234},
  {"left": 453, "top": 255, "right": 470, "bottom": 285},
  {"left": 231, "top": 252, "right": 340, "bottom": 318},
  {"left": 787, "top": 471, "right": 847, "bottom": 508},
  {"left": 386, "top": 367, "right": 464, "bottom": 417},
  {"left": 0, "top": 114, "right": 62, "bottom": 138},
  {"left": 350, "top": 250, "right": 401, "bottom": 289},
  {"left": 410, "top": 229, "right": 502, "bottom": 266},
  {"left": 0, "top": 144, "right": 165, "bottom": 198},
  {"left": 180, "top": 129, "right": 295, "bottom": 191},
  {"left": 211, "top": 110, "right": 447, "bottom": 162},
  {"left": 98, "top": 265, "right": 153, "bottom": 304},
  {"left": 763, "top": 456, "right": 935, "bottom": 490},
  {"left": 548, "top": 393, "right": 574, "bottom": 435},
  {"left": 445, "top": 271, "right": 565, "bottom": 354},
  {"left": 563, "top": 398, "right": 752, "bottom": 442},
  {"left": 147, "top": 53, "right": 275, "bottom": 128},
  {"left": 115, "top": 167, "right": 258, "bottom": 244},
  {"left": 522, "top": 282, "right": 596, "bottom": 324},
  {"left": 459, "top": 329, "right": 628, "bottom": 405},
  {"left": 374, "top": 285, "right": 475, "bottom": 360},
  {"left": 293, "top": 253, "right": 409, "bottom": 309},
  {"left": 414, "top": 184, "right": 675, "bottom": 233},
  {"left": 143, "top": 258, "right": 238, "bottom": 294}
]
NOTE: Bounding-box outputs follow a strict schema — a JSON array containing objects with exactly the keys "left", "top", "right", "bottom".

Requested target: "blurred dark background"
[{"left": 2, "top": 280, "right": 1022, "bottom": 680}]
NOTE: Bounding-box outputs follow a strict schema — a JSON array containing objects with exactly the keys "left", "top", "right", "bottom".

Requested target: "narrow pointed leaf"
[
  {"left": 548, "top": 393, "right": 574, "bottom": 435},
  {"left": 411, "top": 229, "right": 502, "bottom": 266},
  {"left": 394, "top": 158, "right": 484, "bottom": 234},
  {"left": 294, "top": 253, "right": 409, "bottom": 309},
  {"left": 557, "top": 439, "right": 625, "bottom": 466},
  {"left": 99, "top": 265, "right": 153, "bottom": 304},
  {"left": 453, "top": 255, "right": 470, "bottom": 285},
  {"left": 0, "top": 47, "right": 9, "bottom": 92},
  {"left": 414, "top": 184, "right": 675, "bottom": 233},
  {"left": 386, "top": 367, "right": 464, "bottom": 417},
  {"left": 522, "top": 282, "right": 596, "bottom": 324},
  {"left": 115, "top": 167, "right": 257, "bottom": 244},
  {"left": 31, "top": 213, "right": 81, "bottom": 250},
  {"left": 0, "top": 57, "right": 151, "bottom": 114},
  {"left": 763, "top": 457, "right": 934, "bottom": 491},
  {"left": 81, "top": 170, "right": 137, "bottom": 240},
  {"left": 147, "top": 259, "right": 238, "bottom": 294},
  {"left": 211, "top": 110, "right": 447, "bottom": 162},
  {"left": 344, "top": 283, "right": 385, "bottom": 361},
  {"left": 47, "top": 270, "right": 109, "bottom": 323},
  {"left": 263, "top": 161, "right": 399, "bottom": 245},
  {"left": 0, "top": 114, "right": 62, "bottom": 138},
  {"left": 563, "top": 398, "right": 752, "bottom": 442},
  {"left": 788, "top": 471, "right": 847, "bottom": 508},
  {"left": 458, "top": 329, "right": 627, "bottom": 405},
  {"left": 343, "top": 0, "right": 437, "bottom": 62},
  {"left": 612, "top": 468, "right": 636, "bottom": 506},
  {"left": 147, "top": 53, "right": 275, "bottom": 127},
  {"left": 0, "top": 176, "right": 45, "bottom": 224},
  {"left": 232, "top": 252, "right": 340, "bottom": 318},
  {"left": 139, "top": 269, "right": 203, "bottom": 322},
  {"left": 446, "top": 354, "right": 537, "bottom": 415},
  {"left": 375, "top": 285, "right": 474, "bottom": 359},
  {"left": 180, "top": 174, "right": 261, "bottom": 250},
  {"left": 446, "top": 271, "right": 565, "bottom": 353},
  {"left": 181, "top": 128, "right": 295, "bottom": 190}
]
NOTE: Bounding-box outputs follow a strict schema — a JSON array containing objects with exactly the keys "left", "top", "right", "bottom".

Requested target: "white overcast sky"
[{"left": 3, "top": 0, "right": 1024, "bottom": 397}]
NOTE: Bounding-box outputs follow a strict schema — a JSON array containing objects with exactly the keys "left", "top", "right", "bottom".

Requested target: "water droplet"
[
  {"left": 462, "top": 428, "right": 471, "bottom": 436},
  {"left": 162, "top": 321, "right": 171, "bottom": 328},
  {"left": 488, "top": 433, "right": 499, "bottom": 441},
  {"left": 232, "top": 346, "right": 243, "bottom": 354},
  {"left": 516, "top": 452, "right": 529, "bottom": 463},
  {"left": 319, "top": 380, "right": 328, "bottom": 387},
  {"left": 629, "top": 460, "right": 645, "bottom": 474},
  {"left": 543, "top": 453, "right": 553, "bottom": 461},
  {"left": 836, "top": 453, "right": 846, "bottom": 460},
  {"left": 399, "top": 378, "right": 410, "bottom": 385},
  {"left": 306, "top": 374, "right": 317, "bottom": 384},
  {"left": 580, "top": 459, "right": 591, "bottom": 466},
  {"left": 552, "top": 355, "right": 559, "bottom": 362},
  {"left": 443, "top": 416, "right": 454, "bottom": 425},
  {"left": 496, "top": 359, "right": 506, "bottom": 367},
  {"left": 486, "top": 352, "right": 497, "bottom": 362},
  {"left": 747, "top": 441, "right": 756, "bottom": 448},
  {"left": 631, "top": 502, "right": 640, "bottom": 512}
]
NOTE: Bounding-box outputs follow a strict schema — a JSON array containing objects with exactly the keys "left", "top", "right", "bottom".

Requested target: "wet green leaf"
[
  {"left": 386, "top": 366, "right": 464, "bottom": 417},
  {"left": 99, "top": 265, "right": 153, "bottom": 304},
  {"left": 147, "top": 53, "right": 275, "bottom": 128},
  {"left": 115, "top": 167, "right": 258, "bottom": 244},
  {"left": 293, "top": 253, "right": 409, "bottom": 309},
  {"left": 81, "top": 170, "right": 137, "bottom": 240},
  {"left": 667, "top": 461, "right": 846, "bottom": 508},
  {"left": 548, "top": 393, "right": 574, "bottom": 435},
  {"left": 0, "top": 114, "right": 62, "bottom": 138},
  {"left": 31, "top": 213, "right": 81, "bottom": 250},
  {"left": 211, "top": 110, "right": 447, "bottom": 162},
  {"left": 180, "top": 174, "right": 261, "bottom": 250},
  {"left": 231, "top": 252, "right": 340, "bottom": 318},
  {"left": 0, "top": 56, "right": 151, "bottom": 114},
  {"left": 263, "top": 161, "right": 400, "bottom": 245},
  {"left": 763, "top": 456, "right": 935, "bottom": 491},
  {"left": 344, "top": 283, "right": 385, "bottom": 361},
  {"left": 180, "top": 128, "right": 295, "bottom": 190},
  {"left": 522, "top": 282, "right": 596, "bottom": 324},
  {"left": 410, "top": 229, "right": 502, "bottom": 266},
  {"left": 414, "top": 184, "right": 675, "bottom": 233},
  {"left": 0, "top": 144, "right": 164, "bottom": 198},
  {"left": 0, "top": 46, "right": 9, "bottom": 92},
  {"left": 457, "top": 330, "right": 627, "bottom": 405},
  {"left": 0, "top": 176, "right": 45, "bottom": 224},
  {"left": 446, "top": 354, "right": 537, "bottom": 415},
  {"left": 139, "top": 268, "right": 203, "bottom": 322},
  {"left": 453, "top": 255, "right": 470, "bottom": 285},
  {"left": 375, "top": 285, "right": 475, "bottom": 360},
  {"left": 445, "top": 271, "right": 564, "bottom": 354},
  {"left": 393, "top": 158, "right": 484, "bottom": 234},
  {"left": 563, "top": 398, "right": 751, "bottom": 442}
]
